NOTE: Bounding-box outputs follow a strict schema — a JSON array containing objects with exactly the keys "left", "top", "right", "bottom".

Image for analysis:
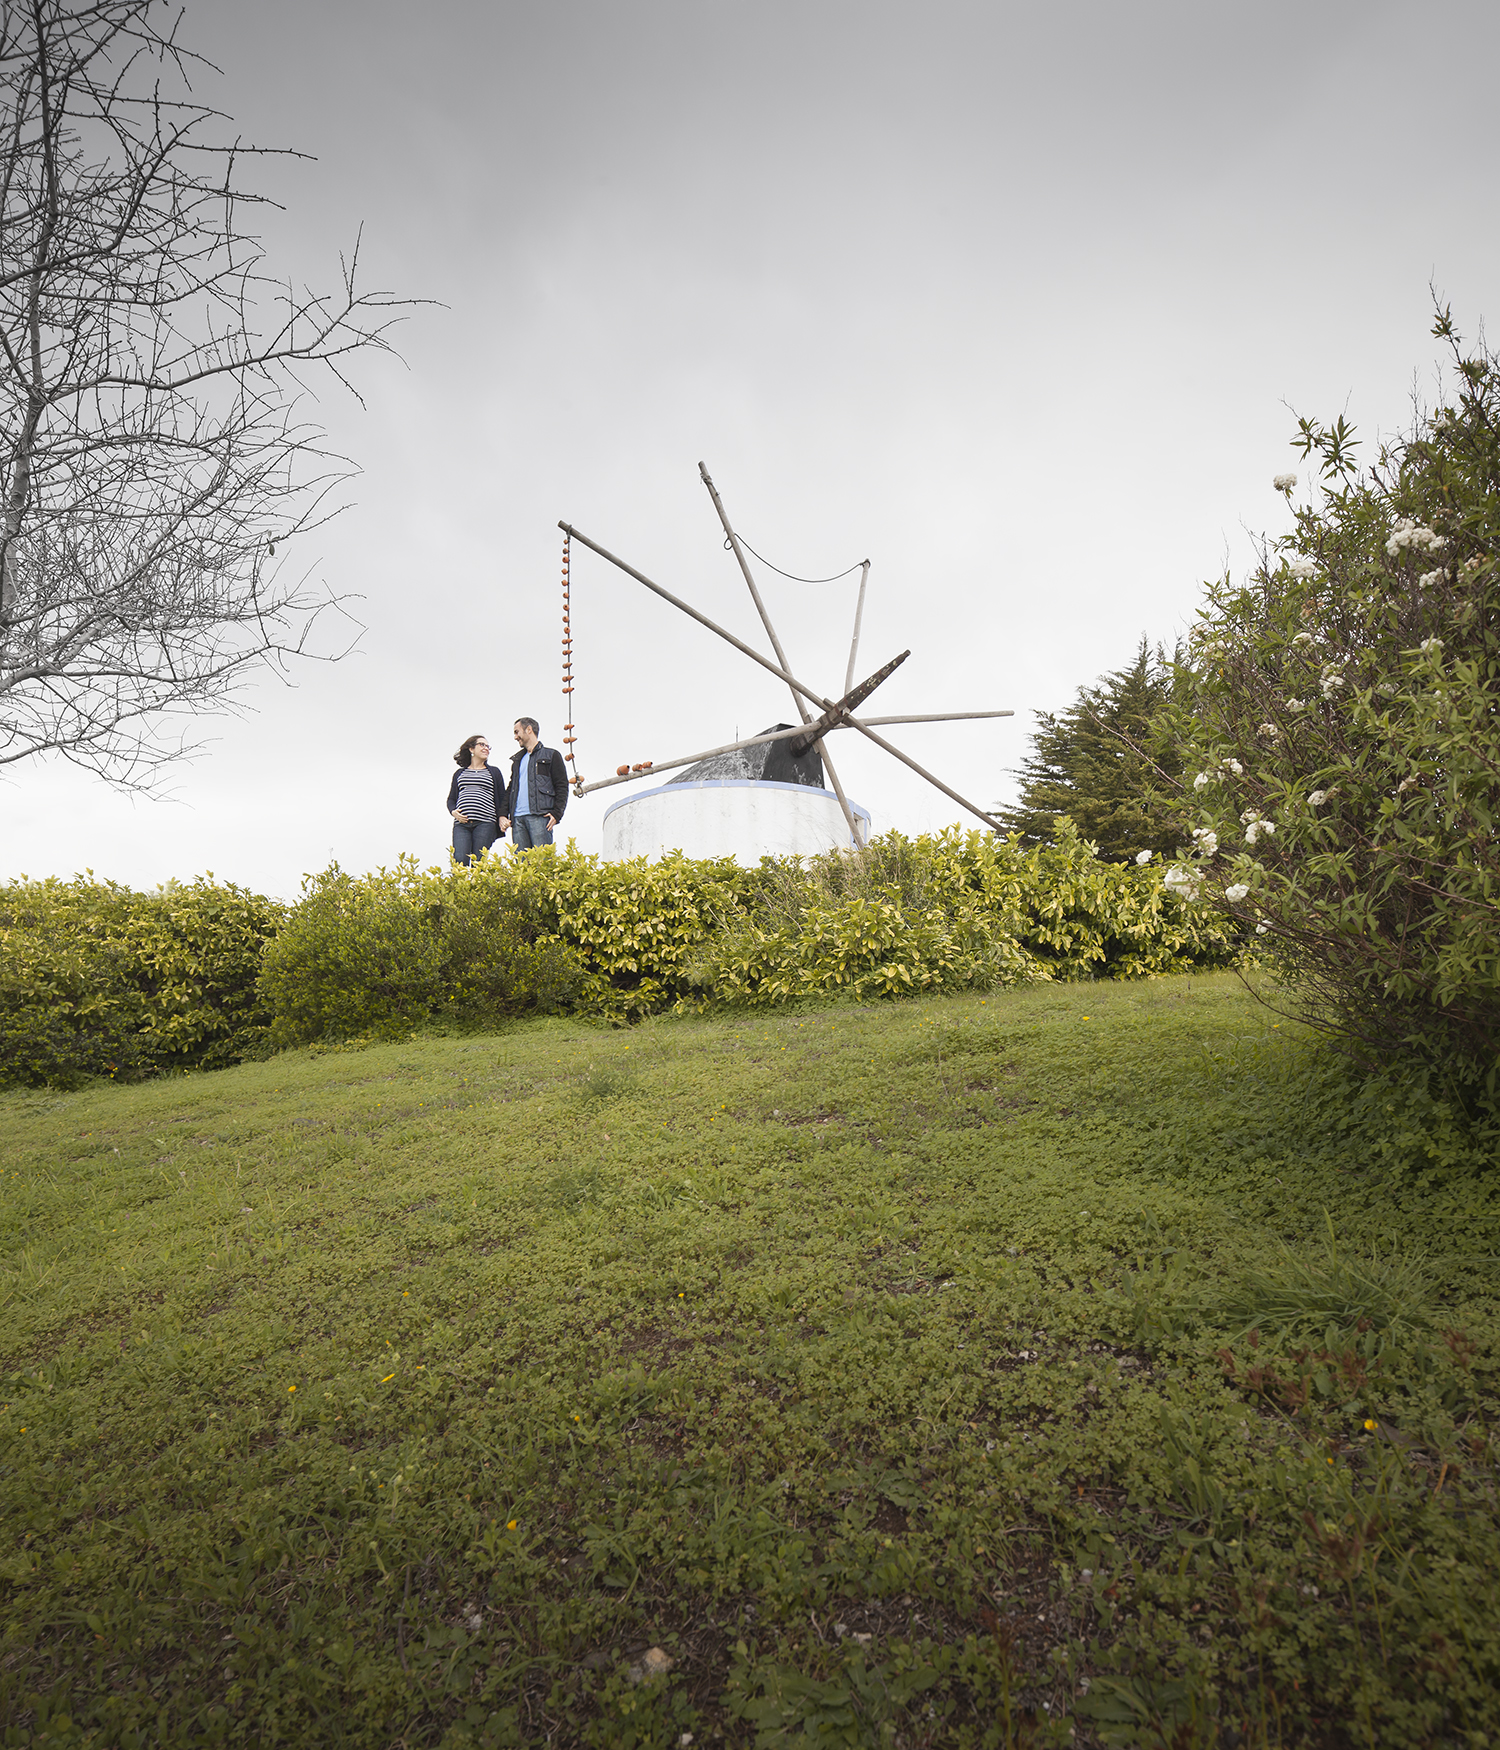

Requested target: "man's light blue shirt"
[{"left": 515, "top": 751, "right": 531, "bottom": 816}]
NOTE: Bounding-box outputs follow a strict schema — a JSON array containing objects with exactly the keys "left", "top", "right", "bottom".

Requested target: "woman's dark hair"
[{"left": 454, "top": 733, "right": 486, "bottom": 766}]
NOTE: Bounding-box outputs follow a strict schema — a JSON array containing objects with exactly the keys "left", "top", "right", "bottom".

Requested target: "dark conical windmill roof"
[{"left": 669, "top": 725, "right": 825, "bottom": 788}]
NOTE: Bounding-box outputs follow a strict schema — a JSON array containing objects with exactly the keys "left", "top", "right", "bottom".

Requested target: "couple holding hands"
[{"left": 447, "top": 717, "right": 569, "bottom": 865}]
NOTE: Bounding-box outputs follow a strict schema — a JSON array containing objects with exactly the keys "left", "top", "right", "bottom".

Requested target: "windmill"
[{"left": 558, "top": 464, "right": 1012, "bottom": 861}]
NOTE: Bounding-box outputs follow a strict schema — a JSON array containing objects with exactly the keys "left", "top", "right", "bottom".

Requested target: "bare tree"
[{"left": 0, "top": 0, "right": 411, "bottom": 784}]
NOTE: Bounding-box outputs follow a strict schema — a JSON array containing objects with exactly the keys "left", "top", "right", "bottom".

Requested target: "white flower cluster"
[
  {"left": 1195, "top": 759, "right": 1243, "bottom": 789},
  {"left": 1385, "top": 518, "right": 1447, "bottom": 558},
  {"left": 1292, "top": 631, "right": 1315, "bottom": 646},
  {"left": 1163, "top": 865, "right": 1203, "bottom": 901},
  {"left": 1256, "top": 721, "right": 1282, "bottom": 740},
  {"left": 1308, "top": 789, "right": 1332, "bottom": 807},
  {"left": 1224, "top": 883, "right": 1250, "bottom": 903},
  {"left": 1135, "top": 849, "right": 1154, "bottom": 865},
  {"left": 1461, "top": 555, "right": 1483, "bottom": 576},
  {"left": 1286, "top": 556, "right": 1319, "bottom": 581},
  {"left": 1397, "top": 775, "right": 1419, "bottom": 793},
  {"left": 1420, "top": 635, "right": 1444, "bottom": 655},
  {"left": 1417, "top": 568, "right": 1450, "bottom": 589},
  {"left": 1241, "top": 810, "right": 1276, "bottom": 845},
  {"left": 1320, "top": 668, "right": 1345, "bottom": 698},
  {"left": 1273, "top": 472, "right": 1298, "bottom": 493},
  {"left": 1256, "top": 920, "right": 1271, "bottom": 936},
  {"left": 1286, "top": 698, "right": 1307, "bottom": 712},
  {"left": 1191, "top": 826, "right": 1219, "bottom": 857}
]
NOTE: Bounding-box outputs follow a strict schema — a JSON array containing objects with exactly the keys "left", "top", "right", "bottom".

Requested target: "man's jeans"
[
  {"left": 452, "top": 819, "right": 498, "bottom": 865},
  {"left": 511, "top": 814, "right": 554, "bottom": 850}
]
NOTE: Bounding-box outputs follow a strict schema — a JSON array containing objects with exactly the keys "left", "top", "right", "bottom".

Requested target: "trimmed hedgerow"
[
  {"left": 0, "top": 876, "right": 283, "bottom": 1088},
  {"left": 1, "top": 828, "right": 1238, "bottom": 1083},
  {"left": 258, "top": 858, "right": 587, "bottom": 1047},
  {"left": 687, "top": 824, "right": 1236, "bottom": 1008},
  {"left": 259, "top": 829, "right": 1237, "bottom": 1035}
]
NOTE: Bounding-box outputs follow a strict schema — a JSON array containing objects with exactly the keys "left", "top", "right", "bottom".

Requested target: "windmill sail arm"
[
  {"left": 559, "top": 519, "right": 1008, "bottom": 832},
  {"left": 847, "top": 711, "right": 1014, "bottom": 726},
  {"left": 559, "top": 522, "right": 831, "bottom": 715},
  {"left": 575, "top": 725, "right": 808, "bottom": 796}
]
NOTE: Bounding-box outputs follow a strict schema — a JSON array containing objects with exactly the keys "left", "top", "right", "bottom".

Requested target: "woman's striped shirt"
[{"left": 455, "top": 767, "right": 498, "bottom": 822}]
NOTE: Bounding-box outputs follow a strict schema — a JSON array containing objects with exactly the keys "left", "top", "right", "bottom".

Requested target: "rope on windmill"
[
  {"left": 726, "top": 533, "right": 868, "bottom": 585},
  {"left": 560, "top": 531, "right": 585, "bottom": 791}
]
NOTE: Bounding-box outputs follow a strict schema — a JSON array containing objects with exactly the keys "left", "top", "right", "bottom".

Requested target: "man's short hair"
[{"left": 515, "top": 716, "right": 540, "bottom": 736}]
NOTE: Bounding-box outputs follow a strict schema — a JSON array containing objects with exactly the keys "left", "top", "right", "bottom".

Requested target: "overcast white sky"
[{"left": 5, "top": 0, "right": 1498, "bottom": 897}]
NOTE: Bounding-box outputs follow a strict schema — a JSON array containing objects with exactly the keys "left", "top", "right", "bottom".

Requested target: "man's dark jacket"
[{"left": 503, "top": 743, "right": 568, "bottom": 822}]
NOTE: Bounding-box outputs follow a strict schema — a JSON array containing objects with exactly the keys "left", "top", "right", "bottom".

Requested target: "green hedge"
[
  {"left": 259, "top": 827, "right": 1237, "bottom": 1031},
  {"left": 689, "top": 824, "right": 1235, "bottom": 1006},
  {"left": 0, "top": 876, "right": 283, "bottom": 1088},
  {"left": 0, "top": 829, "right": 1238, "bottom": 1085},
  {"left": 258, "top": 859, "right": 586, "bottom": 1046}
]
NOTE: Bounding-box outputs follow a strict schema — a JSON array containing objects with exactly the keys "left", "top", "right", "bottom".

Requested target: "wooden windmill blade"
[
  {"left": 698, "top": 462, "right": 863, "bottom": 844},
  {"left": 558, "top": 470, "right": 1013, "bottom": 839},
  {"left": 576, "top": 710, "right": 1014, "bottom": 798}
]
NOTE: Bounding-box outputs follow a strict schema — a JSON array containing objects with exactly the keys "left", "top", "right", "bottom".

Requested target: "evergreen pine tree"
[{"left": 996, "top": 638, "right": 1184, "bottom": 861}]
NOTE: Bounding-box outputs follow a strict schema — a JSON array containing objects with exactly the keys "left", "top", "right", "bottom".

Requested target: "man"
[{"left": 499, "top": 717, "right": 569, "bottom": 849}]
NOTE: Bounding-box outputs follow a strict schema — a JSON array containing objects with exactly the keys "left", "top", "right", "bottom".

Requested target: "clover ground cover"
[{"left": 2, "top": 975, "right": 1498, "bottom": 1747}]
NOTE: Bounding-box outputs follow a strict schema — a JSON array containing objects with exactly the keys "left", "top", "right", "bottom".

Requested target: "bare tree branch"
[{"left": 0, "top": 0, "right": 421, "bottom": 784}]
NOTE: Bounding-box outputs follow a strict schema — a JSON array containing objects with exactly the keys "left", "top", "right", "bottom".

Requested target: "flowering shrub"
[
  {"left": 1167, "top": 312, "right": 1500, "bottom": 1079},
  {"left": 0, "top": 876, "right": 283, "bottom": 1086}
]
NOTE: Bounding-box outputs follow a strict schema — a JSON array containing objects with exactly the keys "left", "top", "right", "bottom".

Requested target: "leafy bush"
[
  {"left": 2, "top": 827, "right": 1240, "bottom": 1077},
  {"left": 1016, "top": 821, "right": 1235, "bottom": 979},
  {"left": 258, "top": 863, "right": 450, "bottom": 1045},
  {"left": 1168, "top": 311, "right": 1500, "bottom": 1082},
  {"left": 698, "top": 888, "right": 1030, "bottom": 1006},
  {"left": 506, "top": 846, "right": 762, "bottom": 1021},
  {"left": 437, "top": 869, "right": 588, "bottom": 1025},
  {"left": 691, "top": 825, "right": 1235, "bottom": 1005},
  {"left": 257, "top": 831, "right": 1237, "bottom": 1040},
  {"left": 258, "top": 857, "right": 586, "bottom": 1045},
  {"left": 0, "top": 876, "right": 283, "bottom": 1087}
]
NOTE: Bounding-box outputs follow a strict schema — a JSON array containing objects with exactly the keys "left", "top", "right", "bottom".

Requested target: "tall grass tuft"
[{"left": 1221, "top": 1215, "right": 1434, "bottom": 1341}]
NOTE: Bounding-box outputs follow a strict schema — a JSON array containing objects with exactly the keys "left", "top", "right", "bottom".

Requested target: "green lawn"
[{"left": 2, "top": 975, "right": 1498, "bottom": 1748}]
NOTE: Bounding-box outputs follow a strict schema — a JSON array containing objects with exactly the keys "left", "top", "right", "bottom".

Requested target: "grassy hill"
[{"left": 2, "top": 975, "right": 1498, "bottom": 1748}]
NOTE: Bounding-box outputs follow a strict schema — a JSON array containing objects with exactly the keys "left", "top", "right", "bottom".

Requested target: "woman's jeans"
[
  {"left": 452, "top": 819, "right": 498, "bottom": 865},
  {"left": 510, "top": 814, "right": 554, "bottom": 850}
]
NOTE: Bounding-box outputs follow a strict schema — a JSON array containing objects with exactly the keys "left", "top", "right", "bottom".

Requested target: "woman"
[{"left": 446, "top": 734, "right": 505, "bottom": 865}]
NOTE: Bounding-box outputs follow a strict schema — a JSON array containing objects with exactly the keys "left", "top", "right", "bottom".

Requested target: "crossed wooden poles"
[{"left": 559, "top": 463, "right": 1012, "bottom": 839}]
